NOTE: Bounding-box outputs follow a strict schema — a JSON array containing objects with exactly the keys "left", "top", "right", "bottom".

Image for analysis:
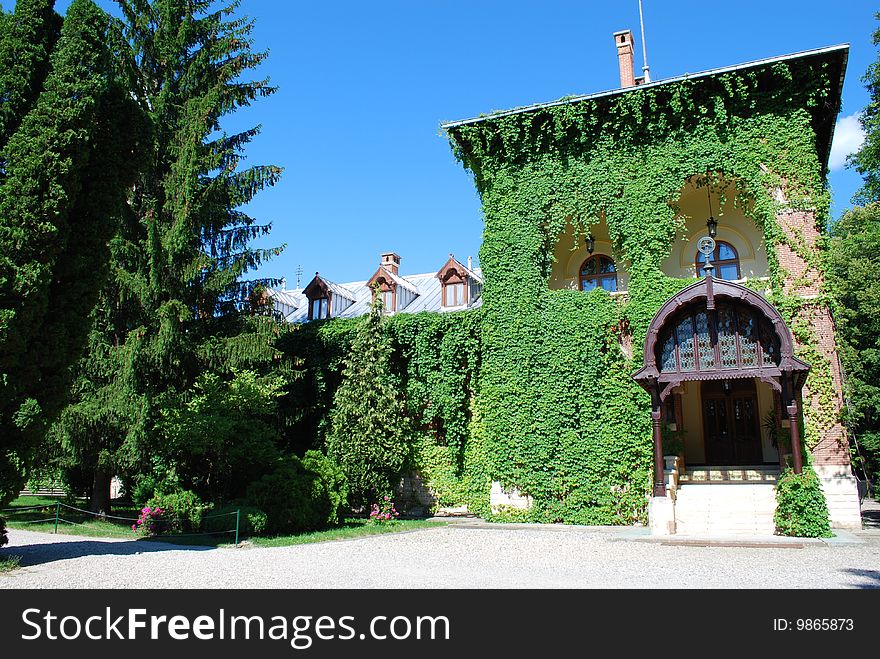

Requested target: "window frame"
[
  {"left": 579, "top": 255, "right": 618, "bottom": 293},
  {"left": 696, "top": 240, "right": 741, "bottom": 281}
]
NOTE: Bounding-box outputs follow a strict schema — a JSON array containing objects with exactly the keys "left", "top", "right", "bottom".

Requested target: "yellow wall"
[
  {"left": 548, "top": 180, "right": 769, "bottom": 293},
  {"left": 549, "top": 218, "right": 630, "bottom": 292},
  {"left": 660, "top": 180, "right": 770, "bottom": 282}
]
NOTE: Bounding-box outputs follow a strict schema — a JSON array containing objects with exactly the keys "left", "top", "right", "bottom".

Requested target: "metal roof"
[{"left": 269, "top": 267, "right": 483, "bottom": 324}]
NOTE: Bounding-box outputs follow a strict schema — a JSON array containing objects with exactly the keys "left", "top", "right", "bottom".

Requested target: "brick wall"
[{"left": 773, "top": 205, "right": 849, "bottom": 468}]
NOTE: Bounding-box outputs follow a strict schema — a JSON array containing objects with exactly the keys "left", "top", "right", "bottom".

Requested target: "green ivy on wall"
[
  {"left": 444, "top": 56, "right": 841, "bottom": 522},
  {"left": 276, "top": 56, "right": 843, "bottom": 525}
]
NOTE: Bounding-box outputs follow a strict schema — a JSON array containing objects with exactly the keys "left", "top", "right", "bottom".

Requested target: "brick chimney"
[
  {"left": 614, "top": 30, "right": 636, "bottom": 88},
  {"left": 381, "top": 252, "right": 401, "bottom": 275}
]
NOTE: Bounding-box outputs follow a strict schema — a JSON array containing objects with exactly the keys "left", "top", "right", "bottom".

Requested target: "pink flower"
[{"left": 131, "top": 525, "right": 137, "bottom": 531}]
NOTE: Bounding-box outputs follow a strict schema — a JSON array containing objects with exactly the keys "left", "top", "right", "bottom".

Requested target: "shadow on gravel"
[
  {"left": 842, "top": 569, "right": 880, "bottom": 589},
  {"left": 2, "top": 538, "right": 214, "bottom": 569}
]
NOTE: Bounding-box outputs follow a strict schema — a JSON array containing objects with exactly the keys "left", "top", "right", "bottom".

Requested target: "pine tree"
[
  {"left": 0, "top": 0, "right": 61, "bottom": 152},
  {"left": 54, "top": 0, "right": 285, "bottom": 511},
  {"left": 0, "top": 0, "right": 141, "bottom": 506},
  {"left": 326, "top": 295, "right": 412, "bottom": 508}
]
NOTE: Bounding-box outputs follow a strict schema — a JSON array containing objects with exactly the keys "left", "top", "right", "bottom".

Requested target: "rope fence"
[{"left": 2, "top": 502, "right": 242, "bottom": 544}]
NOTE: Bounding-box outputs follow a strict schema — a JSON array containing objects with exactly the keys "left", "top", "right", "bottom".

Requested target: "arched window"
[
  {"left": 580, "top": 255, "right": 617, "bottom": 292},
  {"left": 696, "top": 241, "right": 740, "bottom": 281},
  {"left": 657, "top": 302, "right": 781, "bottom": 374}
]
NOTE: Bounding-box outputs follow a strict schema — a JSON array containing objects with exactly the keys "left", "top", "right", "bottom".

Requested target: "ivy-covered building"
[
  {"left": 276, "top": 31, "right": 862, "bottom": 534},
  {"left": 438, "top": 30, "right": 861, "bottom": 533}
]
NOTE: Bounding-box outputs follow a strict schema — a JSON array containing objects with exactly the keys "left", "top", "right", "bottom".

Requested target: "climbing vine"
[
  {"left": 444, "top": 55, "right": 843, "bottom": 522},
  {"left": 278, "top": 55, "right": 844, "bottom": 524}
]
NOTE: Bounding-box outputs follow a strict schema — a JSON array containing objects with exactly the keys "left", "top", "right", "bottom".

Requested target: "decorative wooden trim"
[{"left": 633, "top": 277, "right": 810, "bottom": 389}]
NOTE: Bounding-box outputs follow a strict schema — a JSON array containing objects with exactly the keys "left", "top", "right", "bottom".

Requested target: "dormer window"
[
  {"left": 311, "top": 297, "right": 329, "bottom": 320},
  {"left": 381, "top": 287, "right": 395, "bottom": 313},
  {"left": 437, "top": 254, "right": 482, "bottom": 310},
  {"left": 444, "top": 282, "right": 465, "bottom": 307},
  {"left": 302, "top": 273, "right": 355, "bottom": 321}
]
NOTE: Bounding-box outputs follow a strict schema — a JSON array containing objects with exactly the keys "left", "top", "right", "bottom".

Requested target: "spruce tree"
[
  {"left": 0, "top": 0, "right": 141, "bottom": 506},
  {"left": 54, "top": 0, "right": 285, "bottom": 511},
  {"left": 326, "top": 295, "right": 412, "bottom": 508}
]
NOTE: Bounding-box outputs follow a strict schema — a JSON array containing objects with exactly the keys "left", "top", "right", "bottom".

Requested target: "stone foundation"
[
  {"left": 490, "top": 482, "right": 533, "bottom": 513},
  {"left": 813, "top": 464, "right": 862, "bottom": 530}
]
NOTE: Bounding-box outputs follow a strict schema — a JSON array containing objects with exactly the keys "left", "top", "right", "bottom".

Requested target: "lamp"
[
  {"left": 705, "top": 180, "right": 718, "bottom": 238},
  {"left": 722, "top": 379, "right": 732, "bottom": 394},
  {"left": 586, "top": 234, "right": 595, "bottom": 255}
]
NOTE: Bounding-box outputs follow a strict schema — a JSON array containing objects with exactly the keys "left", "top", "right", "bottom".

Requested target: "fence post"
[
  {"left": 54, "top": 502, "right": 60, "bottom": 534},
  {"left": 235, "top": 509, "right": 240, "bottom": 546}
]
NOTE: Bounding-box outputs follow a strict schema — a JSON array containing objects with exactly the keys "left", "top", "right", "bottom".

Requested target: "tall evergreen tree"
[
  {"left": 326, "top": 296, "right": 412, "bottom": 508},
  {"left": 53, "top": 0, "right": 285, "bottom": 511},
  {"left": 832, "top": 16, "right": 880, "bottom": 487},
  {"left": 0, "top": 0, "right": 61, "bottom": 153},
  {"left": 0, "top": 0, "right": 141, "bottom": 506}
]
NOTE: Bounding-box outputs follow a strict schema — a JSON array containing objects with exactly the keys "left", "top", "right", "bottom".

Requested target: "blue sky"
[{"left": 37, "top": 1, "right": 880, "bottom": 285}]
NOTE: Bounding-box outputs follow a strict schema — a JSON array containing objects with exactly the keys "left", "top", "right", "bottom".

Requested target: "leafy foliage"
[
  {"left": 774, "top": 468, "right": 832, "bottom": 538},
  {"left": 443, "top": 56, "right": 840, "bottom": 521},
  {"left": 146, "top": 490, "right": 205, "bottom": 534},
  {"left": 849, "top": 15, "right": 880, "bottom": 205},
  {"left": 156, "top": 369, "right": 285, "bottom": 502},
  {"left": 245, "top": 451, "right": 348, "bottom": 534},
  {"left": 0, "top": 0, "right": 141, "bottom": 507},
  {"left": 0, "top": 515, "right": 6, "bottom": 547},
  {"left": 52, "top": 0, "right": 288, "bottom": 511},
  {"left": 325, "top": 297, "right": 413, "bottom": 508},
  {"left": 828, "top": 204, "right": 880, "bottom": 480}
]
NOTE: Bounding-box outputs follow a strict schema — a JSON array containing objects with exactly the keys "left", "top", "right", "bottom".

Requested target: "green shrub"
[
  {"left": 301, "top": 450, "right": 349, "bottom": 526},
  {"left": 246, "top": 453, "right": 349, "bottom": 534},
  {"left": 203, "top": 504, "right": 268, "bottom": 537},
  {"left": 774, "top": 468, "right": 833, "bottom": 538},
  {"left": 147, "top": 490, "right": 205, "bottom": 534},
  {"left": 0, "top": 516, "right": 7, "bottom": 548}
]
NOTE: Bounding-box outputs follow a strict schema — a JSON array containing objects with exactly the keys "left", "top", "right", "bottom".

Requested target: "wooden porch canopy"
[{"left": 632, "top": 277, "right": 811, "bottom": 496}]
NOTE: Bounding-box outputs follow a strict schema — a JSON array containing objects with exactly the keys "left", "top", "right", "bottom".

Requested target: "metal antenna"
[
  {"left": 295, "top": 265, "right": 303, "bottom": 288},
  {"left": 639, "top": 0, "right": 651, "bottom": 83}
]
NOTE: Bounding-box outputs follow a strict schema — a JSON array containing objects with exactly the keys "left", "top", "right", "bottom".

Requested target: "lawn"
[{"left": 4, "top": 496, "right": 445, "bottom": 548}]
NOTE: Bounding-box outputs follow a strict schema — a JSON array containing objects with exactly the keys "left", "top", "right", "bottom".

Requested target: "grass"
[
  {"left": 246, "top": 518, "right": 445, "bottom": 548},
  {"left": 5, "top": 496, "right": 445, "bottom": 548},
  {"left": 0, "top": 554, "right": 22, "bottom": 573}
]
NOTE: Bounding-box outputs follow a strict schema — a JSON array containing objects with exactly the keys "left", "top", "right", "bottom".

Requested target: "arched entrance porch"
[{"left": 633, "top": 276, "right": 810, "bottom": 499}]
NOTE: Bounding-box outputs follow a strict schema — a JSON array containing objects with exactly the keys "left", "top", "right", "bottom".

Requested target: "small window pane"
[
  {"left": 696, "top": 311, "right": 715, "bottom": 370},
  {"left": 445, "top": 282, "right": 465, "bottom": 307},
  {"left": 676, "top": 317, "right": 696, "bottom": 371},
  {"left": 739, "top": 310, "right": 759, "bottom": 368},
  {"left": 719, "top": 264, "right": 739, "bottom": 281},
  {"left": 718, "top": 243, "right": 738, "bottom": 260},
  {"left": 660, "top": 333, "right": 677, "bottom": 373}
]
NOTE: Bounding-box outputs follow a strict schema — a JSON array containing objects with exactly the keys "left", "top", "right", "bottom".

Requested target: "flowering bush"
[
  {"left": 368, "top": 497, "right": 399, "bottom": 525},
  {"left": 132, "top": 506, "right": 164, "bottom": 537}
]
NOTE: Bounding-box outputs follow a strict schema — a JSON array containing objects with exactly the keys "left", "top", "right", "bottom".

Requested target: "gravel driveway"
[{"left": 2, "top": 524, "right": 879, "bottom": 589}]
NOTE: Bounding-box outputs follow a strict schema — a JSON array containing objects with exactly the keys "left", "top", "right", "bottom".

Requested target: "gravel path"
[{"left": 2, "top": 525, "right": 879, "bottom": 589}]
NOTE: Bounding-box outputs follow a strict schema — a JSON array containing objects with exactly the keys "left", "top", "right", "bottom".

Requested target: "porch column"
[
  {"left": 652, "top": 408, "right": 667, "bottom": 497},
  {"left": 787, "top": 402, "right": 804, "bottom": 475}
]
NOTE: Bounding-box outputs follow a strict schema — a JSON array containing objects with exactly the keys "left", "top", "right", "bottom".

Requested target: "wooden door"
[{"left": 702, "top": 381, "right": 763, "bottom": 466}]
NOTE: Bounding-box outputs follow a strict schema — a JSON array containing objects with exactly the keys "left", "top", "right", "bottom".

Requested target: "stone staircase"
[{"left": 674, "top": 467, "right": 779, "bottom": 536}]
